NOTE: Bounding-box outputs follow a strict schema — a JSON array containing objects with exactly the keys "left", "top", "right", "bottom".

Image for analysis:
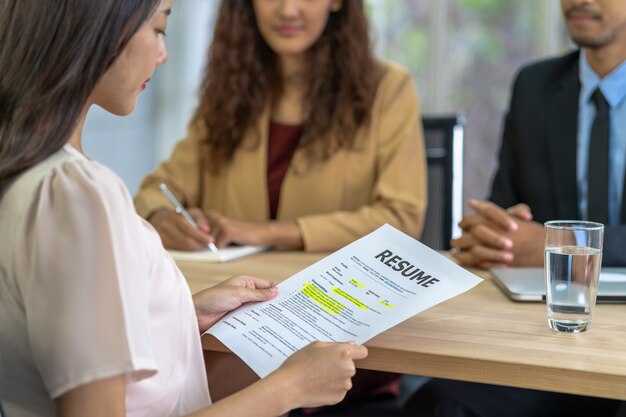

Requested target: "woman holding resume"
[
  {"left": 134, "top": 0, "right": 427, "bottom": 253},
  {"left": 0, "top": 1, "right": 367, "bottom": 416}
]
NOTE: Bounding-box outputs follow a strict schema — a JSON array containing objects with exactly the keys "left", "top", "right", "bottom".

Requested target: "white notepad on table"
[{"left": 168, "top": 245, "right": 267, "bottom": 263}]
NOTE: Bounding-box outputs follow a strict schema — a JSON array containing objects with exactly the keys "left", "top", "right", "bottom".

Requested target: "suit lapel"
[
  {"left": 224, "top": 103, "right": 270, "bottom": 220},
  {"left": 547, "top": 56, "right": 581, "bottom": 219},
  {"left": 252, "top": 104, "right": 271, "bottom": 219}
]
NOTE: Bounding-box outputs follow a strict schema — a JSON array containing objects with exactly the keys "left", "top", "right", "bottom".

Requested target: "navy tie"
[{"left": 587, "top": 88, "right": 610, "bottom": 224}]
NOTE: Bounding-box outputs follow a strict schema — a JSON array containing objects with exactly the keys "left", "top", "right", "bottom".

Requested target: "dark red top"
[{"left": 267, "top": 121, "right": 303, "bottom": 219}]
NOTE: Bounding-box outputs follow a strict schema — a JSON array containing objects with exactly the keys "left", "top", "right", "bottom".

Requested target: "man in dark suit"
[
  {"left": 405, "top": 0, "right": 626, "bottom": 416},
  {"left": 452, "top": 0, "right": 626, "bottom": 269}
]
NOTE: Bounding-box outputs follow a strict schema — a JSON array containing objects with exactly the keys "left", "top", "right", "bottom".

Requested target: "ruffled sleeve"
[{"left": 20, "top": 155, "right": 158, "bottom": 399}]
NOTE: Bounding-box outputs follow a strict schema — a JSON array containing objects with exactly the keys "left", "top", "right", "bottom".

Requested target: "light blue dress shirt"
[{"left": 577, "top": 51, "right": 626, "bottom": 225}]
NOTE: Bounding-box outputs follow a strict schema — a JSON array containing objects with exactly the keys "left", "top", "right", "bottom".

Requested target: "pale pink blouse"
[{"left": 0, "top": 145, "right": 211, "bottom": 417}]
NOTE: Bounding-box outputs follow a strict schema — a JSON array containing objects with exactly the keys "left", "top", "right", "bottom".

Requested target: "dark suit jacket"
[{"left": 489, "top": 50, "right": 626, "bottom": 266}]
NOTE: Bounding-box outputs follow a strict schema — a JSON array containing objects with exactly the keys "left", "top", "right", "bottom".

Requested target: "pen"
[{"left": 159, "top": 183, "right": 219, "bottom": 253}]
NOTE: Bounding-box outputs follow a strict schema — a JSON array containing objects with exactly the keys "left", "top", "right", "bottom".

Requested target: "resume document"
[{"left": 206, "top": 224, "right": 482, "bottom": 377}]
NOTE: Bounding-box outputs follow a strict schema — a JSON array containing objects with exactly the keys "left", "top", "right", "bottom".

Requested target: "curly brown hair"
[{"left": 195, "top": 0, "right": 379, "bottom": 172}]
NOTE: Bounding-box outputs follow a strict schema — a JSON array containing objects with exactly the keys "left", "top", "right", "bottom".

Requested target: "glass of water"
[{"left": 544, "top": 221, "right": 604, "bottom": 333}]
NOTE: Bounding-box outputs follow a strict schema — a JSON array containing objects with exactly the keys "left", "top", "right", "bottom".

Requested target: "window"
[
  {"left": 368, "top": 0, "right": 570, "bottom": 207},
  {"left": 86, "top": 0, "right": 571, "bottom": 206}
]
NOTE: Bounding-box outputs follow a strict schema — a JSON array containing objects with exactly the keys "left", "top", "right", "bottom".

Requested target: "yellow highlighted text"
[
  {"left": 349, "top": 279, "right": 365, "bottom": 288},
  {"left": 302, "top": 283, "right": 345, "bottom": 314},
  {"left": 333, "top": 287, "right": 369, "bottom": 310}
]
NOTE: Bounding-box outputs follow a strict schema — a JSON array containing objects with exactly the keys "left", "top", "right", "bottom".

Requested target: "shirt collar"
[{"left": 579, "top": 49, "right": 626, "bottom": 109}]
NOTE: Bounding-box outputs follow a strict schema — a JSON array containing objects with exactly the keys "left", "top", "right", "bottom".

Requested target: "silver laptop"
[{"left": 491, "top": 267, "right": 626, "bottom": 303}]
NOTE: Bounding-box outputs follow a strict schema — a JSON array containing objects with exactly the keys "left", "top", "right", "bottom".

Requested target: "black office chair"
[{"left": 420, "top": 114, "right": 465, "bottom": 250}]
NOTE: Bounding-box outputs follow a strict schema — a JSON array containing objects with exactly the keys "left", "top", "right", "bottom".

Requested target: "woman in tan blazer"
[{"left": 134, "top": 0, "right": 427, "bottom": 253}]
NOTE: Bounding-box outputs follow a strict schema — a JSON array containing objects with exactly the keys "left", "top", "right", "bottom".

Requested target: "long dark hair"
[
  {"left": 0, "top": 0, "right": 161, "bottom": 188},
  {"left": 195, "top": 0, "right": 379, "bottom": 172}
]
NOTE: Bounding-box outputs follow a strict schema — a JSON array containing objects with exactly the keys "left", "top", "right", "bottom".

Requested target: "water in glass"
[{"left": 545, "top": 245, "right": 601, "bottom": 333}]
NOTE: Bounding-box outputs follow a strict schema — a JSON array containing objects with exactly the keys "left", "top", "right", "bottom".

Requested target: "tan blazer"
[{"left": 134, "top": 61, "right": 427, "bottom": 251}]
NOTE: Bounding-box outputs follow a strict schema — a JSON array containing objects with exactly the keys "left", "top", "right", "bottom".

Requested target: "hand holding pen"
[{"left": 149, "top": 183, "right": 219, "bottom": 252}]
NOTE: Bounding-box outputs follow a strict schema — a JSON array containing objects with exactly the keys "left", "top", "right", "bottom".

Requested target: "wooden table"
[{"left": 179, "top": 250, "right": 626, "bottom": 400}]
